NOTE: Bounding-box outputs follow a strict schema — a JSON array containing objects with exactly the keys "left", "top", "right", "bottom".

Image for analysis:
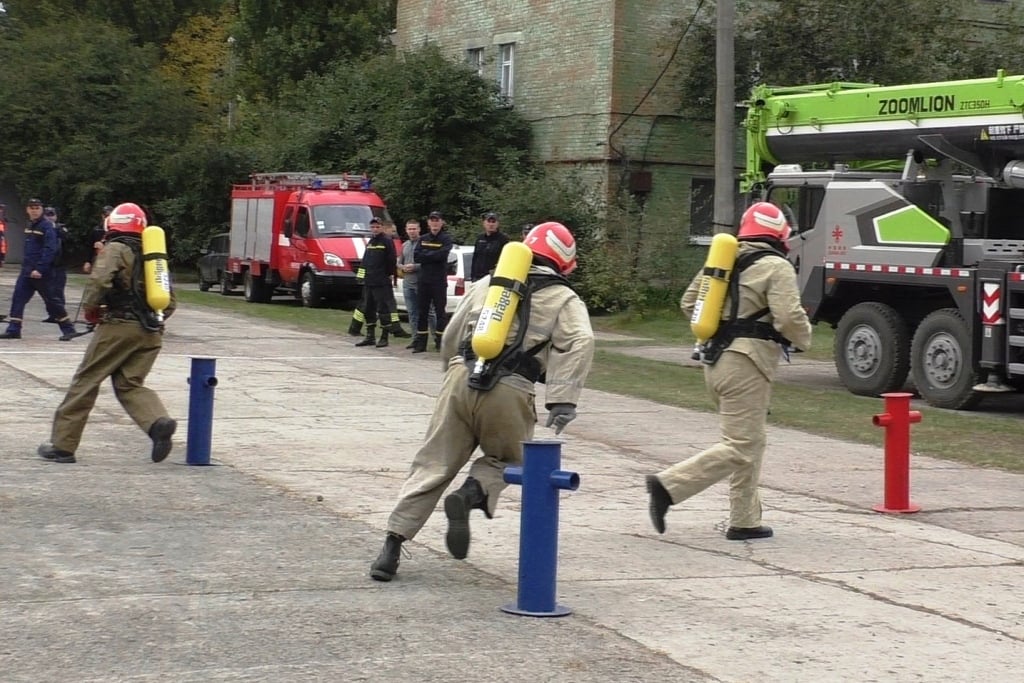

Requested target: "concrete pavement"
[{"left": 1, "top": 270, "right": 1022, "bottom": 682}]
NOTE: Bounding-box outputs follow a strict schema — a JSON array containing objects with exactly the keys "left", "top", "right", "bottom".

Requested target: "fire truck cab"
[{"left": 227, "top": 172, "right": 394, "bottom": 307}]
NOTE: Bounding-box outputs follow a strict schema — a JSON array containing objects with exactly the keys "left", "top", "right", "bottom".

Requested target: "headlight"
[{"left": 324, "top": 253, "right": 344, "bottom": 267}]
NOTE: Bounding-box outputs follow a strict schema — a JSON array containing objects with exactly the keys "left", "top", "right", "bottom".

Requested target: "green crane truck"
[{"left": 743, "top": 70, "right": 1024, "bottom": 409}]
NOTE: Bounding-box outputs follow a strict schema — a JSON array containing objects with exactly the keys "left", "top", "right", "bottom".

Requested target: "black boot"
[
  {"left": 433, "top": 332, "right": 443, "bottom": 351},
  {"left": 444, "top": 477, "right": 487, "bottom": 560},
  {"left": 355, "top": 325, "right": 376, "bottom": 347},
  {"left": 347, "top": 318, "right": 363, "bottom": 336},
  {"left": 390, "top": 321, "right": 411, "bottom": 338},
  {"left": 149, "top": 417, "right": 177, "bottom": 462},
  {"left": 38, "top": 443, "right": 76, "bottom": 463},
  {"left": 646, "top": 475, "right": 671, "bottom": 534},
  {"left": 375, "top": 329, "right": 389, "bottom": 348},
  {"left": 726, "top": 526, "right": 773, "bottom": 540},
  {"left": 370, "top": 533, "right": 405, "bottom": 582},
  {"left": 410, "top": 332, "right": 428, "bottom": 353}
]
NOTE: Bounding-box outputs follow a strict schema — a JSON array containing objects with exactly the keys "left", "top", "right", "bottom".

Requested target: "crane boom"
[{"left": 743, "top": 70, "right": 1024, "bottom": 190}]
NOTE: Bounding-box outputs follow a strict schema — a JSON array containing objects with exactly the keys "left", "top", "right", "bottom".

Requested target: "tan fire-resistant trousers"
[
  {"left": 51, "top": 319, "right": 168, "bottom": 454},
  {"left": 387, "top": 362, "right": 537, "bottom": 541},
  {"left": 656, "top": 350, "right": 772, "bottom": 528}
]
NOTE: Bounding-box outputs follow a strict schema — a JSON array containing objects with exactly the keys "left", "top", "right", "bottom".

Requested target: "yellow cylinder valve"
[
  {"left": 690, "top": 232, "right": 739, "bottom": 341},
  {"left": 141, "top": 225, "right": 172, "bottom": 318},
  {"left": 471, "top": 241, "right": 533, "bottom": 360}
]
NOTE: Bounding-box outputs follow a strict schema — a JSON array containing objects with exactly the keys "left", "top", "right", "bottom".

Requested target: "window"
[
  {"left": 466, "top": 48, "right": 484, "bottom": 77},
  {"left": 688, "top": 178, "right": 742, "bottom": 244},
  {"left": 498, "top": 43, "right": 515, "bottom": 100},
  {"left": 689, "top": 179, "right": 714, "bottom": 244}
]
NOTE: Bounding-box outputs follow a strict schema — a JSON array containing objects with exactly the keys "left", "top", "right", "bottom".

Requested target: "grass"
[
  {"left": 587, "top": 350, "right": 1024, "bottom": 472},
  {"left": 166, "top": 285, "right": 1022, "bottom": 473},
  {"left": 589, "top": 308, "right": 836, "bottom": 362}
]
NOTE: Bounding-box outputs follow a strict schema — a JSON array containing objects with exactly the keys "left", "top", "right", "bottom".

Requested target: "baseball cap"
[
  {"left": 484, "top": 212, "right": 498, "bottom": 220},
  {"left": 26, "top": 198, "right": 43, "bottom": 206},
  {"left": 369, "top": 216, "right": 381, "bottom": 225},
  {"left": 428, "top": 211, "right": 443, "bottom": 219}
]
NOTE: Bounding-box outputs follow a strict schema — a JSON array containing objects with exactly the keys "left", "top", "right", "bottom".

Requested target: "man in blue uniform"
[{"left": 0, "top": 198, "right": 83, "bottom": 341}]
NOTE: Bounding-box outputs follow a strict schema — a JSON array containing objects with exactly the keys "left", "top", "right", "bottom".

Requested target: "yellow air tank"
[
  {"left": 471, "top": 241, "right": 533, "bottom": 360},
  {"left": 141, "top": 225, "right": 172, "bottom": 319},
  {"left": 689, "top": 232, "right": 739, "bottom": 341}
]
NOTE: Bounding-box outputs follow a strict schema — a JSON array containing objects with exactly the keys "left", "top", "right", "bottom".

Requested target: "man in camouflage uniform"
[
  {"left": 370, "top": 221, "right": 594, "bottom": 581},
  {"left": 37, "top": 203, "right": 178, "bottom": 464},
  {"left": 647, "top": 202, "right": 813, "bottom": 541}
]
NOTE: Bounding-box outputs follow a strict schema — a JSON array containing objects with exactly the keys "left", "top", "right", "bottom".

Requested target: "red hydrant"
[{"left": 871, "top": 392, "right": 922, "bottom": 513}]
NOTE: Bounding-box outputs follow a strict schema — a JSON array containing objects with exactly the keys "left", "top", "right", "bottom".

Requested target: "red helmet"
[
  {"left": 106, "top": 202, "right": 147, "bottom": 234},
  {"left": 738, "top": 202, "right": 791, "bottom": 249},
  {"left": 524, "top": 222, "right": 577, "bottom": 275}
]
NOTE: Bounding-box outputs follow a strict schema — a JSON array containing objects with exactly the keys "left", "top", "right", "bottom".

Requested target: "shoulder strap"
[{"left": 727, "top": 249, "right": 789, "bottom": 322}]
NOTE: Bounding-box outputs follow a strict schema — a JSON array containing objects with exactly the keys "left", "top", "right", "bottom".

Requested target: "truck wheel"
[
  {"left": 300, "top": 272, "right": 323, "bottom": 308},
  {"left": 220, "top": 271, "right": 233, "bottom": 295},
  {"left": 911, "top": 308, "right": 982, "bottom": 410},
  {"left": 834, "top": 302, "right": 910, "bottom": 396},
  {"left": 243, "top": 271, "right": 270, "bottom": 303},
  {"left": 198, "top": 268, "right": 211, "bottom": 292}
]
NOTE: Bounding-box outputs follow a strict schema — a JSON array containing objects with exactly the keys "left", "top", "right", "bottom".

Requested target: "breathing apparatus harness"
[
  {"left": 461, "top": 273, "right": 574, "bottom": 391},
  {"left": 698, "top": 247, "right": 793, "bottom": 365},
  {"left": 105, "top": 234, "right": 164, "bottom": 332}
]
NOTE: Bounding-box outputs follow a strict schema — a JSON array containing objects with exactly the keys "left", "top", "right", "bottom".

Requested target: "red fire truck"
[{"left": 227, "top": 172, "right": 395, "bottom": 307}]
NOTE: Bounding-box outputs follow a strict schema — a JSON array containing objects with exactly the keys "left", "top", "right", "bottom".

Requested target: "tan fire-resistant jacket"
[
  {"left": 441, "top": 264, "right": 595, "bottom": 407},
  {"left": 681, "top": 241, "right": 812, "bottom": 381}
]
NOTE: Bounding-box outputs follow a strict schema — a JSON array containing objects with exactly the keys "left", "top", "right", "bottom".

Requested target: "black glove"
[{"left": 545, "top": 403, "right": 577, "bottom": 435}]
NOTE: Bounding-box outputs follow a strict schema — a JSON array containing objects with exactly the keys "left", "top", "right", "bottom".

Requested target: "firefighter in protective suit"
[
  {"left": 646, "top": 203, "right": 812, "bottom": 540},
  {"left": 37, "top": 203, "right": 178, "bottom": 464},
  {"left": 370, "top": 221, "right": 595, "bottom": 582}
]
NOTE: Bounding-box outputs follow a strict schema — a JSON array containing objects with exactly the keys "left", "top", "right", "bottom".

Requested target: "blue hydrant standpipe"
[
  {"left": 186, "top": 357, "right": 218, "bottom": 466},
  {"left": 501, "top": 440, "right": 580, "bottom": 617}
]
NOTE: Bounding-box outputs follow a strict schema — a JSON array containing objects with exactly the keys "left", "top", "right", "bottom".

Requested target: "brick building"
[{"left": 396, "top": 0, "right": 718, "bottom": 284}]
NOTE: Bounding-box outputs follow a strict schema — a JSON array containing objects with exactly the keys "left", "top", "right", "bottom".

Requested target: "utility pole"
[
  {"left": 713, "top": 0, "right": 736, "bottom": 233},
  {"left": 226, "top": 36, "right": 237, "bottom": 131}
]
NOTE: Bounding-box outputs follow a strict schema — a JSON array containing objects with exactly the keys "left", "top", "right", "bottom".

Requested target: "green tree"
[
  {"left": 9, "top": 0, "right": 224, "bottom": 46},
  {"left": 0, "top": 16, "right": 200, "bottom": 241},
  {"left": 232, "top": 45, "right": 534, "bottom": 226},
  {"left": 677, "top": 0, "right": 1024, "bottom": 119},
  {"left": 233, "top": 0, "right": 395, "bottom": 100}
]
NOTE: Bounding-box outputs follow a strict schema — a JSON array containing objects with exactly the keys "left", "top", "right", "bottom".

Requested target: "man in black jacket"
[
  {"left": 353, "top": 217, "right": 398, "bottom": 349},
  {"left": 410, "top": 211, "right": 453, "bottom": 353},
  {"left": 469, "top": 212, "right": 509, "bottom": 282}
]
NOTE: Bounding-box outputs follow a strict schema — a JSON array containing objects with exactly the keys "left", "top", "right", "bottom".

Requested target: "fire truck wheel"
[
  {"left": 834, "top": 302, "right": 910, "bottom": 397},
  {"left": 243, "top": 271, "right": 271, "bottom": 303},
  {"left": 911, "top": 308, "right": 982, "bottom": 410},
  {"left": 300, "top": 271, "right": 323, "bottom": 308},
  {"left": 198, "top": 267, "right": 211, "bottom": 292}
]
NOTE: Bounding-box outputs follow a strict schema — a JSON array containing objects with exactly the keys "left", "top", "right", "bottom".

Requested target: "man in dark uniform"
[
  {"left": 409, "top": 211, "right": 453, "bottom": 353},
  {"left": 37, "top": 202, "right": 178, "bottom": 464},
  {"left": 41, "top": 206, "right": 71, "bottom": 320},
  {"left": 0, "top": 198, "right": 82, "bottom": 341},
  {"left": 353, "top": 217, "right": 398, "bottom": 348},
  {"left": 469, "top": 212, "right": 509, "bottom": 282}
]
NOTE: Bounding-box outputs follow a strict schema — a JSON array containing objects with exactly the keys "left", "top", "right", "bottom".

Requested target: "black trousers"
[
  {"left": 360, "top": 284, "right": 393, "bottom": 327},
  {"left": 415, "top": 279, "right": 448, "bottom": 334}
]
